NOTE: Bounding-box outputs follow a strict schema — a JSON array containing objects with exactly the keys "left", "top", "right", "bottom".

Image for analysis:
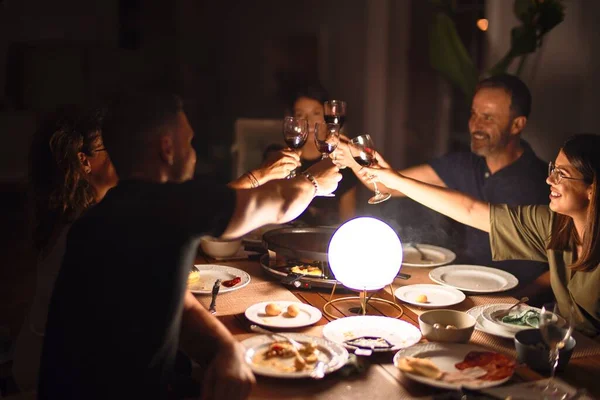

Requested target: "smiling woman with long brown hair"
[
  {"left": 360, "top": 133, "right": 600, "bottom": 339},
  {"left": 12, "top": 105, "right": 118, "bottom": 391}
]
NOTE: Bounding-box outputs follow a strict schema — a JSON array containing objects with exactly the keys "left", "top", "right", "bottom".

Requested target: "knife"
[{"left": 209, "top": 279, "right": 222, "bottom": 314}]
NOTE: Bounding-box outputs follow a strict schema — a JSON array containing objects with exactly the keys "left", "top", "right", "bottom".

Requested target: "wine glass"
[
  {"left": 349, "top": 134, "right": 391, "bottom": 204},
  {"left": 324, "top": 100, "right": 346, "bottom": 128},
  {"left": 539, "top": 301, "right": 575, "bottom": 399},
  {"left": 282, "top": 116, "right": 308, "bottom": 178},
  {"left": 313, "top": 121, "right": 340, "bottom": 197}
]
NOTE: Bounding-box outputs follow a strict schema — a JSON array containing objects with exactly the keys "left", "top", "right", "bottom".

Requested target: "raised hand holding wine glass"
[
  {"left": 539, "top": 301, "right": 575, "bottom": 399},
  {"left": 324, "top": 100, "right": 346, "bottom": 128},
  {"left": 313, "top": 121, "right": 340, "bottom": 197},
  {"left": 349, "top": 134, "right": 391, "bottom": 204},
  {"left": 282, "top": 116, "right": 308, "bottom": 178}
]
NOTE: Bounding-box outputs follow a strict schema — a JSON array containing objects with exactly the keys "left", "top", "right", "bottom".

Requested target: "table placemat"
[
  {"left": 193, "top": 260, "right": 300, "bottom": 316},
  {"left": 390, "top": 291, "right": 600, "bottom": 359},
  {"left": 195, "top": 280, "right": 299, "bottom": 316}
]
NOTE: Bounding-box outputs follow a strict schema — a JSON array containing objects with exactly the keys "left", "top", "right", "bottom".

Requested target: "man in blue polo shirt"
[{"left": 334, "top": 74, "right": 549, "bottom": 287}]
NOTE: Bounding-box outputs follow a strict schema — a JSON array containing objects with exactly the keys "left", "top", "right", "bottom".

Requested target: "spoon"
[{"left": 494, "top": 296, "right": 529, "bottom": 319}]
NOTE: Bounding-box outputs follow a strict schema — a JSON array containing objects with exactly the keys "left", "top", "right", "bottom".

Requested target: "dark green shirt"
[{"left": 490, "top": 204, "right": 600, "bottom": 339}]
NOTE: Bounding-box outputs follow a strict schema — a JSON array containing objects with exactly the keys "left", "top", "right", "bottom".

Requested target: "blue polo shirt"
[{"left": 428, "top": 140, "right": 549, "bottom": 284}]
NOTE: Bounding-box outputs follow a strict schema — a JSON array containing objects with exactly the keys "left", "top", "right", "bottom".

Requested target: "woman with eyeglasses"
[
  {"left": 359, "top": 133, "right": 600, "bottom": 339},
  {"left": 12, "top": 106, "right": 118, "bottom": 392}
]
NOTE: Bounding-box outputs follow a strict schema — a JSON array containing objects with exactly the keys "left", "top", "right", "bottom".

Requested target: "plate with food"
[
  {"left": 245, "top": 301, "right": 322, "bottom": 328},
  {"left": 481, "top": 304, "right": 543, "bottom": 334},
  {"left": 187, "top": 264, "right": 251, "bottom": 294},
  {"left": 429, "top": 265, "right": 519, "bottom": 293},
  {"left": 322, "top": 316, "right": 422, "bottom": 354},
  {"left": 394, "top": 342, "right": 516, "bottom": 390},
  {"left": 242, "top": 333, "right": 348, "bottom": 379},
  {"left": 402, "top": 244, "right": 456, "bottom": 268},
  {"left": 466, "top": 305, "right": 514, "bottom": 339},
  {"left": 394, "top": 284, "right": 466, "bottom": 308}
]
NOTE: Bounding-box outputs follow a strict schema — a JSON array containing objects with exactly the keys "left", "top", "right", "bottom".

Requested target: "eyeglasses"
[
  {"left": 547, "top": 162, "right": 586, "bottom": 184},
  {"left": 91, "top": 148, "right": 107, "bottom": 153}
]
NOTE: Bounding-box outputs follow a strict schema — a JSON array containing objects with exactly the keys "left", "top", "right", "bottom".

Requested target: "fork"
[
  {"left": 407, "top": 243, "right": 434, "bottom": 264},
  {"left": 249, "top": 324, "right": 309, "bottom": 367},
  {"left": 494, "top": 296, "right": 529, "bottom": 319},
  {"left": 249, "top": 324, "right": 303, "bottom": 349}
]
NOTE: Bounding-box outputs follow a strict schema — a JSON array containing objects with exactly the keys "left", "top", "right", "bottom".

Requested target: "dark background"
[{"left": 1, "top": 1, "right": 599, "bottom": 387}]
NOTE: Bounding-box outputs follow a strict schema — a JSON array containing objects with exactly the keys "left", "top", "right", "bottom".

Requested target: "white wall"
[{"left": 486, "top": 0, "right": 600, "bottom": 161}]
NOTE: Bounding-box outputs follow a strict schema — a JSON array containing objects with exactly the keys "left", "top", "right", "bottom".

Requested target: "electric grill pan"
[{"left": 261, "top": 227, "right": 339, "bottom": 289}]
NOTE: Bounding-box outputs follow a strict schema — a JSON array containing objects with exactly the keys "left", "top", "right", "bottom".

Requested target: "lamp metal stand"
[{"left": 322, "top": 281, "right": 403, "bottom": 320}]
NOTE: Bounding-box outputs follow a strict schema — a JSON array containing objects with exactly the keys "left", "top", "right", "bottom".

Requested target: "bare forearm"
[
  {"left": 221, "top": 176, "right": 314, "bottom": 239},
  {"left": 387, "top": 173, "right": 491, "bottom": 232},
  {"left": 180, "top": 291, "right": 237, "bottom": 363}
]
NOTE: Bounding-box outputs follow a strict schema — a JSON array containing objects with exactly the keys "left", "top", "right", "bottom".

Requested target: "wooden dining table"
[{"left": 193, "top": 252, "right": 600, "bottom": 400}]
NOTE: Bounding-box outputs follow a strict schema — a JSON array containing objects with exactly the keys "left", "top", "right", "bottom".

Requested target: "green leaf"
[
  {"left": 510, "top": 25, "right": 538, "bottom": 56},
  {"left": 428, "top": 12, "right": 478, "bottom": 100},
  {"left": 513, "top": 0, "right": 535, "bottom": 24},
  {"left": 537, "top": 0, "right": 566, "bottom": 34}
]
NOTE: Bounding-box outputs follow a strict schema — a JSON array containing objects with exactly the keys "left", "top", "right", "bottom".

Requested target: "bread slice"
[{"left": 397, "top": 357, "right": 442, "bottom": 379}]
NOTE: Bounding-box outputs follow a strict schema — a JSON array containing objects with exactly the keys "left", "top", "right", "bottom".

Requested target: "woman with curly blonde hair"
[{"left": 12, "top": 105, "right": 117, "bottom": 391}]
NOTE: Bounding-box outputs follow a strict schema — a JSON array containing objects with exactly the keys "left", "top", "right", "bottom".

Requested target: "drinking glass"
[
  {"left": 313, "top": 121, "right": 340, "bottom": 197},
  {"left": 282, "top": 116, "right": 308, "bottom": 178},
  {"left": 539, "top": 301, "right": 575, "bottom": 399},
  {"left": 324, "top": 100, "right": 346, "bottom": 128},
  {"left": 349, "top": 134, "right": 391, "bottom": 204}
]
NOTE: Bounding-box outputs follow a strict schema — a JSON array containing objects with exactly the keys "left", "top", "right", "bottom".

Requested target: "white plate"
[
  {"left": 188, "top": 264, "right": 251, "bottom": 294},
  {"left": 429, "top": 265, "right": 519, "bottom": 293},
  {"left": 481, "top": 304, "right": 543, "bottom": 334},
  {"left": 242, "top": 333, "right": 348, "bottom": 379},
  {"left": 322, "top": 316, "right": 422, "bottom": 353},
  {"left": 245, "top": 301, "right": 322, "bottom": 329},
  {"left": 466, "top": 305, "right": 514, "bottom": 339},
  {"left": 402, "top": 244, "right": 456, "bottom": 267},
  {"left": 393, "top": 342, "right": 514, "bottom": 390},
  {"left": 394, "top": 284, "right": 466, "bottom": 308}
]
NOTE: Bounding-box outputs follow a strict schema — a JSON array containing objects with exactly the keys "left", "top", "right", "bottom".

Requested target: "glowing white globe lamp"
[
  {"left": 323, "top": 217, "right": 404, "bottom": 319},
  {"left": 328, "top": 217, "right": 403, "bottom": 290}
]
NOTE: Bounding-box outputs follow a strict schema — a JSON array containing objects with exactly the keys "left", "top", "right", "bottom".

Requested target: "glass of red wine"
[
  {"left": 349, "top": 134, "right": 391, "bottom": 204},
  {"left": 324, "top": 100, "right": 346, "bottom": 128},
  {"left": 282, "top": 116, "right": 308, "bottom": 178},
  {"left": 313, "top": 121, "right": 340, "bottom": 197}
]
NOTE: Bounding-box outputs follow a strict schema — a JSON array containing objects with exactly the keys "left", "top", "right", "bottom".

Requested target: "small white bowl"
[
  {"left": 419, "top": 309, "right": 476, "bottom": 343},
  {"left": 199, "top": 236, "right": 242, "bottom": 258}
]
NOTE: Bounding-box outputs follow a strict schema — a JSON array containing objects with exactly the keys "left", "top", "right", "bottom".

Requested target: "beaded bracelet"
[
  {"left": 301, "top": 171, "right": 319, "bottom": 196},
  {"left": 245, "top": 171, "right": 260, "bottom": 188}
]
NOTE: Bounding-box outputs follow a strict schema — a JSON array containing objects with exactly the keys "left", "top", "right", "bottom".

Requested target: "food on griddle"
[
  {"left": 290, "top": 265, "right": 323, "bottom": 276},
  {"left": 396, "top": 357, "right": 442, "bottom": 379},
  {"left": 222, "top": 276, "right": 241, "bottom": 287},
  {"left": 265, "top": 303, "right": 282, "bottom": 316},
  {"left": 415, "top": 294, "right": 428, "bottom": 303},
  {"left": 287, "top": 304, "right": 300, "bottom": 317}
]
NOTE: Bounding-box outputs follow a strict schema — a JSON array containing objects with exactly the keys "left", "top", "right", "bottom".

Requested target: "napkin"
[{"left": 501, "top": 309, "right": 540, "bottom": 328}]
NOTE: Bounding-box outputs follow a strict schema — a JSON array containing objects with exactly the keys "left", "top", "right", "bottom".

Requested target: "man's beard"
[{"left": 470, "top": 128, "right": 510, "bottom": 157}]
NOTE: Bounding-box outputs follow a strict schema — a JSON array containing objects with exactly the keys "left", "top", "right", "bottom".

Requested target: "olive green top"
[{"left": 490, "top": 204, "right": 600, "bottom": 339}]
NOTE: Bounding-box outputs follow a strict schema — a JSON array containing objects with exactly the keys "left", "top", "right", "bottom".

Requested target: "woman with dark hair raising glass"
[
  {"left": 360, "top": 133, "right": 600, "bottom": 339},
  {"left": 12, "top": 106, "right": 118, "bottom": 391},
  {"left": 264, "top": 83, "right": 358, "bottom": 226}
]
